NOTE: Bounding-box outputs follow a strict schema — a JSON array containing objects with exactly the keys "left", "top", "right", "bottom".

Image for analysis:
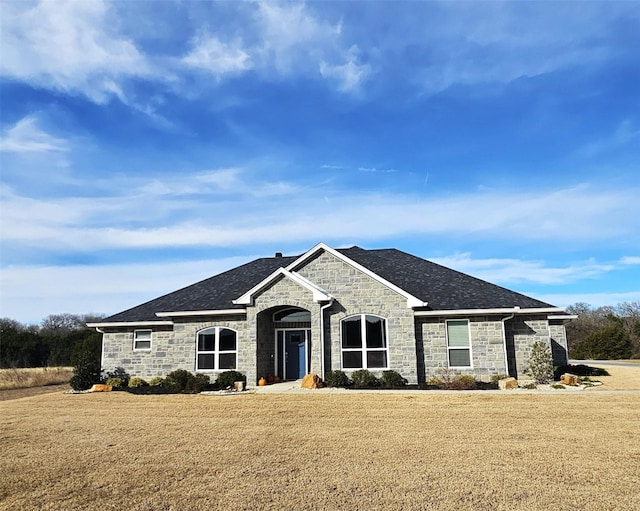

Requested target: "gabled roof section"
[
  {"left": 233, "top": 267, "right": 332, "bottom": 305},
  {"left": 285, "top": 242, "right": 428, "bottom": 308}
]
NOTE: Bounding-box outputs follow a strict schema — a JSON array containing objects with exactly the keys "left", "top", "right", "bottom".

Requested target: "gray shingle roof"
[{"left": 102, "top": 246, "right": 554, "bottom": 323}]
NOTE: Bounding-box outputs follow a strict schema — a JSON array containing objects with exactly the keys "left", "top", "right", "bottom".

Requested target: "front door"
[{"left": 284, "top": 330, "right": 308, "bottom": 380}]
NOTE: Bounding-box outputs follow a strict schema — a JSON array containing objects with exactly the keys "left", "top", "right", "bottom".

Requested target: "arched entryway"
[{"left": 274, "top": 307, "right": 311, "bottom": 380}]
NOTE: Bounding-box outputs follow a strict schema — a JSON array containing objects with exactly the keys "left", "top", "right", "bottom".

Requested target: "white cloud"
[
  {"left": 319, "top": 46, "right": 370, "bottom": 92},
  {"left": 0, "top": 257, "right": 252, "bottom": 323},
  {"left": 430, "top": 253, "right": 615, "bottom": 285},
  {"left": 182, "top": 34, "right": 252, "bottom": 77},
  {"left": 1, "top": 0, "right": 151, "bottom": 103},
  {"left": 2, "top": 173, "right": 639, "bottom": 255},
  {"left": 0, "top": 115, "right": 69, "bottom": 153},
  {"left": 620, "top": 256, "right": 640, "bottom": 265}
]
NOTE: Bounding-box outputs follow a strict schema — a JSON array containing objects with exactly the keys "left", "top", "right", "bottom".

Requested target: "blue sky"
[{"left": 1, "top": 0, "right": 639, "bottom": 324}]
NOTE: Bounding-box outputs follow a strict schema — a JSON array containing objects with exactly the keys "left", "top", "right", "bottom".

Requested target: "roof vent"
[{"left": 275, "top": 252, "right": 283, "bottom": 258}]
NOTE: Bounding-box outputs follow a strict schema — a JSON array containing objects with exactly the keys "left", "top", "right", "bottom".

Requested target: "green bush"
[
  {"left": 350, "top": 369, "right": 378, "bottom": 388},
  {"left": 324, "top": 370, "right": 350, "bottom": 388},
  {"left": 380, "top": 370, "right": 406, "bottom": 388},
  {"left": 186, "top": 373, "right": 210, "bottom": 393},
  {"left": 525, "top": 341, "right": 554, "bottom": 384},
  {"left": 215, "top": 370, "right": 246, "bottom": 389},
  {"left": 128, "top": 377, "right": 148, "bottom": 388},
  {"left": 572, "top": 323, "right": 632, "bottom": 360},
  {"left": 148, "top": 377, "right": 164, "bottom": 386},
  {"left": 164, "top": 369, "right": 193, "bottom": 391},
  {"left": 103, "top": 367, "right": 130, "bottom": 386},
  {"left": 69, "top": 337, "right": 102, "bottom": 391},
  {"left": 490, "top": 374, "right": 510, "bottom": 383},
  {"left": 105, "top": 377, "right": 125, "bottom": 388}
]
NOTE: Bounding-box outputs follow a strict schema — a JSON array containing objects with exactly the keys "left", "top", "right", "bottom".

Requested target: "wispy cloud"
[
  {"left": 0, "top": 0, "right": 152, "bottom": 103},
  {"left": 181, "top": 34, "right": 252, "bottom": 78},
  {"left": 620, "top": 256, "right": 640, "bottom": 266},
  {"left": 2, "top": 169, "right": 639, "bottom": 258},
  {"left": 430, "top": 253, "right": 616, "bottom": 285},
  {"left": 0, "top": 115, "right": 69, "bottom": 153},
  {"left": 0, "top": 257, "right": 254, "bottom": 321}
]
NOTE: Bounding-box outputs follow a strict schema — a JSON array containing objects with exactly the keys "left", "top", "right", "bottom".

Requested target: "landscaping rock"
[
  {"left": 90, "top": 384, "right": 113, "bottom": 392},
  {"left": 301, "top": 373, "right": 323, "bottom": 389},
  {"left": 498, "top": 377, "right": 518, "bottom": 390},
  {"left": 560, "top": 373, "right": 579, "bottom": 386}
]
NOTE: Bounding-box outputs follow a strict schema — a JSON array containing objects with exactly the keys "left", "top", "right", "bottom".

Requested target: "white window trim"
[
  {"left": 446, "top": 319, "right": 473, "bottom": 369},
  {"left": 195, "top": 327, "right": 238, "bottom": 372},
  {"left": 340, "top": 314, "right": 389, "bottom": 371},
  {"left": 133, "top": 329, "right": 152, "bottom": 351}
]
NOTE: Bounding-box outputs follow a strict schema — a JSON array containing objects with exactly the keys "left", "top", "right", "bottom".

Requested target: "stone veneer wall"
[
  {"left": 415, "top": 316, "right": 509, "bottom": 382},
  {"left": 101, "top": 315, "right": 248, "bottom": 380},
  {"left": 506, "top": 316, "right": 551, "bottom": 379},
  {"left": 549, "top": 320, "right": 569, "bottom": 366},
  {"left": 296, "top": 251, "right": 418, "bottom": 384}
]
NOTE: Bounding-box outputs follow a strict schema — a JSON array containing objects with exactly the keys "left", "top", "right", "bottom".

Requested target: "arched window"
[
  {"left": 273, "top": 308, "right": 311, "bottom": 322},
  {"left": 196, "top": 327, "right": 237, "bottom": 371},
  {"left": 341, "top": 314, "right": 388, "bottom": 370}
]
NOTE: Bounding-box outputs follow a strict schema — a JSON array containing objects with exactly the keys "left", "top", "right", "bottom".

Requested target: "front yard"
[{"left": 1, "top": 379, "right": 639, "bottom": 510}]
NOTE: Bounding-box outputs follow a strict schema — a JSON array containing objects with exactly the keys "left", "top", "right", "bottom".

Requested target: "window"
[
  {"left": 196, "top": 327, "right": 237, "bottom": 371},
  {"left": 341, "top": 314, "right": 388, "bottom": 370},
  {"left": 133, "top": 330, "right": 151, "bottom": 351},
  {"left": 446, "top": 320, "right": 472, "bottom": 367}
]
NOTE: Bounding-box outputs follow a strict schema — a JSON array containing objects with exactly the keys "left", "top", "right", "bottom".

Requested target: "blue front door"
[{"left": 285, "top": 330, "right": 307, "bottom": 380}]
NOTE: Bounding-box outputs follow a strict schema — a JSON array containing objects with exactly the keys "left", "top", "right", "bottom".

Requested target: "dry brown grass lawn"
[
  {"left": 2, "top": 389, "right": 639, "bottom": 511},
  {"left": 586, "top": 364, "right": 640, "bottom": 390},
  {"left": 0, "top": 367, "right": 73, "bottom": 391}
]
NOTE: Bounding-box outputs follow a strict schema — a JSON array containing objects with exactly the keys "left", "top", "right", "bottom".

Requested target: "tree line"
[
  {"left": 0, "top": 313, "right": 104, "bottom": 368},
  {"left": 565, "top": 302, "right": 640, "bottom": 359},
  {"left": 1, "top": 302, "right": 639, "bottom": 368}
]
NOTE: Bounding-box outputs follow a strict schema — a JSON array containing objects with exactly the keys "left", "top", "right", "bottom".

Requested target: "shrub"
[
  {"left": 164, "top": 369, "right": 193, "bottom": 392},
  {"left": 572, "top": 323, "right": 632, "bottom": 360},
  {"left": 553, "top": 364, "right": 609, "bottom": 380},
  {"left": 103, "top": 367, "right": 130, "bottom": 387},
  {"left": 380, "top": 370, "right": 406, "bottom": 388},
  {"left": 324, "top": 370, "right": 350, "bottom": 388},
  {"left": 69, "top": 337, "right": 102, "bottom": 391},
  {"left": 148, "top": 377, "right": 164, "bottom": 386},
  {"left": 350, "top": 369, "right": 378, "bottom": 388},
  {"left": 186, "top": 373, "right": 210, "bottom": 393},
  {"left": 450, "top": 374, "right": 477, "bottom": 390},
  {"left": 520, "top": 382, "right": 537, "bottom": 390},
  {"left": 525, "top": 341, "right": 554, "bottom": 384},
  {"left": 128, "top": 377, "right": 148, "bottom": 388},
  {"left": 105, "top": 377, "right": 125, "bottom": 388},
  {"left": 490, "top": 374, "right": 510, "bottom": 384},
  {"left": 428, "top": 369, "right": 477, "bottom": 390},
  {"left": 215, "top": 370, "right": 246, "bottom": 390}
]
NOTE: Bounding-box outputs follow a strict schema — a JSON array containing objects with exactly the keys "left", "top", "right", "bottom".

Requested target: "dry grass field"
[
  {"left": 0, "top": 367, "right": 73, "bottom": 390},
  {"left": 2, "top": 371, "right": 639, "bottom": 511}
]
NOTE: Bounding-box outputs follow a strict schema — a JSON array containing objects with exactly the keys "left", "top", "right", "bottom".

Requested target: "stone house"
[{"left": 89, "top": 242, "right": 571, "bottom": 386}]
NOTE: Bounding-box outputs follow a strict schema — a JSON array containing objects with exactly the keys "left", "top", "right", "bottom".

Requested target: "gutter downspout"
[
  {"left": 501, "top": 312, "right": 515, "bottom": 376},
  {"left": 94, "top": 327, "right": 106, "bottom": 374},
  {"left": 320, "top": 299, "right": 334, "bottom": 379}
]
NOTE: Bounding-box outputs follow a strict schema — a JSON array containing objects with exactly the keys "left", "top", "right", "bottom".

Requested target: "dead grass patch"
[
  {"left": 1, "top": 391, "right": 639, "bottom": 511},
  {"left": 0, "top": 367, "right": 73, "bottom": 391},
  {"left": 586, "top": 364, "right": 640, "bottom": 390}
]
